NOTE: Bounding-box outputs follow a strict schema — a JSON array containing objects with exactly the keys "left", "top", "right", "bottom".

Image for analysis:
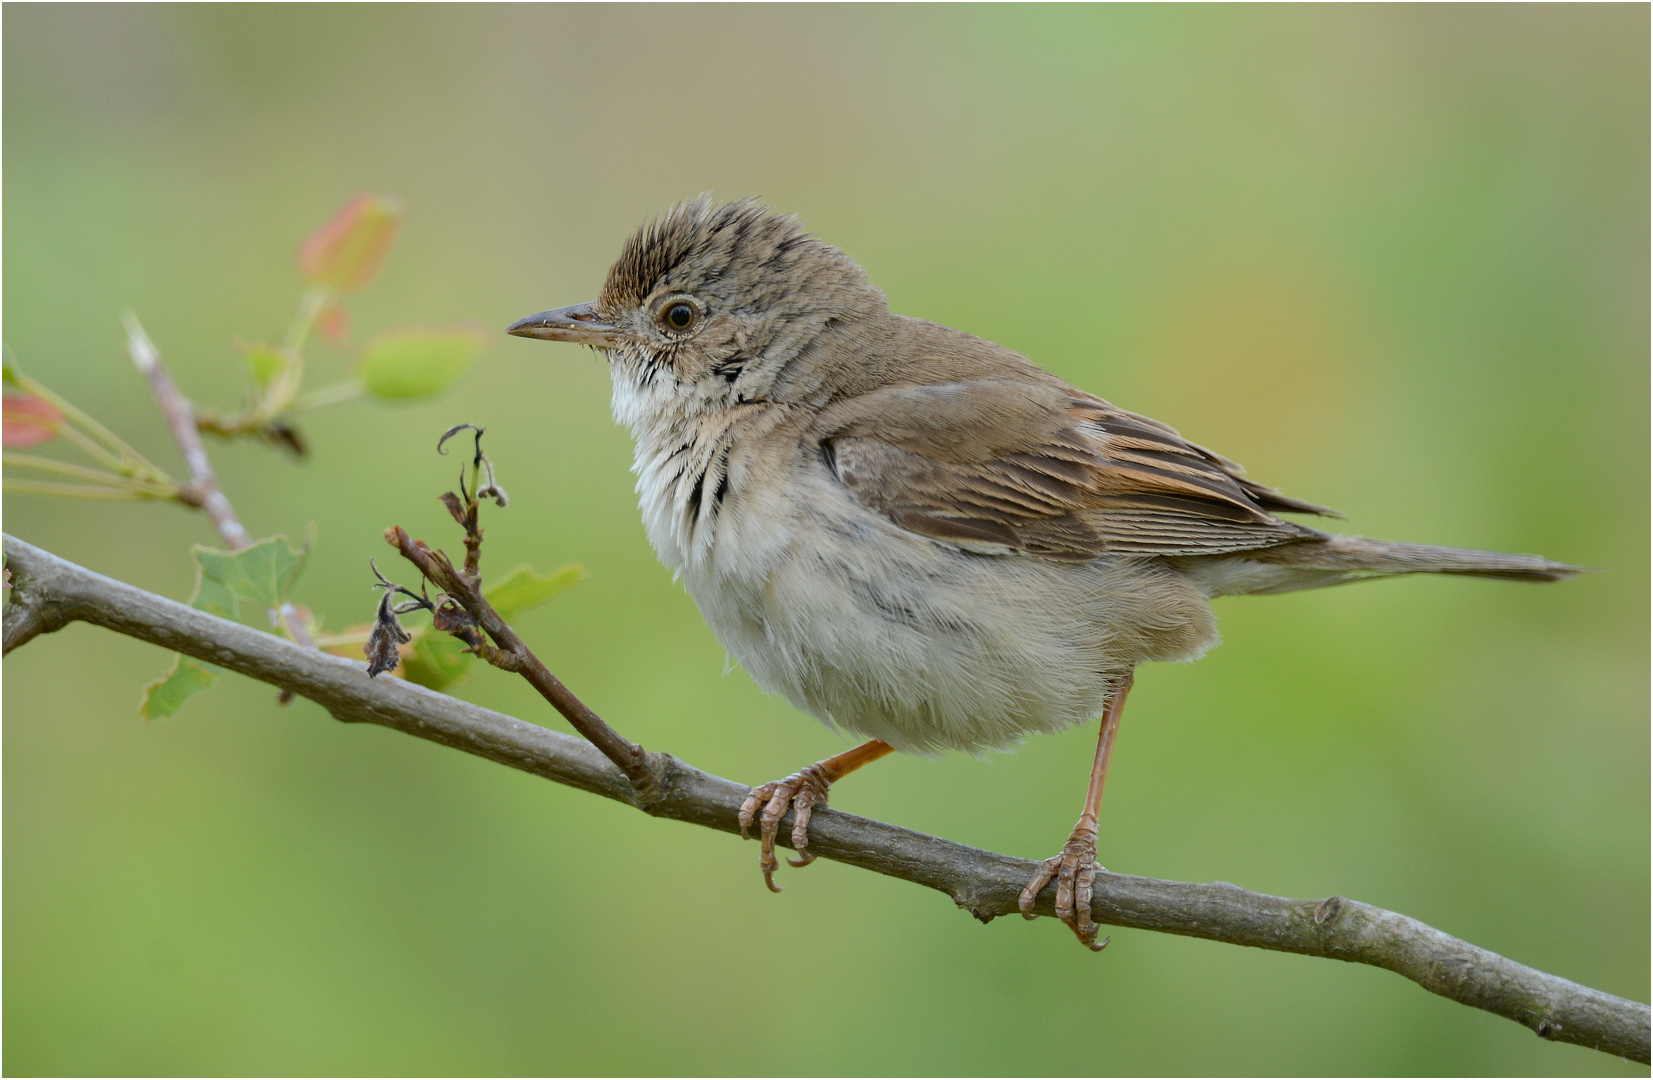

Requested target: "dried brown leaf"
[{"left": 366, "top": 591, "right": 412, "bottom": 678}]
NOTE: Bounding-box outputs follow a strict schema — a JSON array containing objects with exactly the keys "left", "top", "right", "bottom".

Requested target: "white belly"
[{"left": 640, "top": 440, "right": 1218, "bottom": 756}]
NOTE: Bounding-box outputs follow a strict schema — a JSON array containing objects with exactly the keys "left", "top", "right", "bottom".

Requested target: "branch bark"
[
  {"left": 124, "top": 314, "right": 251, "bottom": 551},
  {"left": 122, "top": 315, "right": 313, "bottom": 653},
  {"left": 3, "top": 533, "right": 1646, "bottom": 1065}
]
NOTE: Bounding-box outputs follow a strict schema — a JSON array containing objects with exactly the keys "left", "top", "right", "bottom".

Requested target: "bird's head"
[{"left": 508, "top": 196, "right": 888, "bottom": 412}]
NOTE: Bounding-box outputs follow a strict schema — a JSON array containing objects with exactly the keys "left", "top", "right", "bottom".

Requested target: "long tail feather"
[{"left": 1253, "top": 534, "right": 1585, "bottom": 583}]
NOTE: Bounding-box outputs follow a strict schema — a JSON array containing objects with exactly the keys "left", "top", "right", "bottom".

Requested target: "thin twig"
[
  {"left": 121, "top": 318, "right": 313, "bottom": 657},
  {"left": 5, "top": 367, "right": 170, "bottom": 481},
  {"left": 278, "top": 603, "right": 316, "bottom": 649},
  {"left": 283, "top": 286, "right": 330, "bottom": 355},
  {"left": 1, "top": 534, "right": 1646, "bottom": 1065},
  {"left": 385, "top": 426, "right": 656, "bottom": 789},
  {"left": 385, "top": 524, "right": 664, "bottom": 796},
  {"left": 52, "top": 422, "right": 145, "bottom": 476},
  {"left": 2, "top": 480, "right": 146, "bottom": 500},
  {"left": 289, "top": 380, "right": 363, "bottom": 414},
  {"left": 123, "top": 314, "right": 251, "bottom": 551},
  {"left": 3, "top": 453, "right": 179, "bottom": 495}
]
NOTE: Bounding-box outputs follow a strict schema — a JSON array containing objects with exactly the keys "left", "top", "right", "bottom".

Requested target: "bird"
[{"left": 507, "top": 195, "right": 1579, "bottom": 950}]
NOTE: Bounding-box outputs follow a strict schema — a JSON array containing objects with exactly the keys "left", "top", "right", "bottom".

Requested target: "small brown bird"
[{"left": 509, "top": 196, "right": 1578, "bottom": 949}]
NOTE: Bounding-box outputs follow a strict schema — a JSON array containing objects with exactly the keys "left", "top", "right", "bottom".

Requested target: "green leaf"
[
  {"left": 141, "top": 654, "right": 218, "bottom": 721},
  {"left": 193, "top": 534, "right": 310, "bottom": 610},
  {"left": 395, "top": 563, "right": 582, "bottom": 691},
  {"left": 192, "top": 572, "right": 240, "bottom": 622},
  {"left": 359, "top": 327, "right": 489, "bottom": 400},
  {"left": 485, "top": 563, "right": 585, "bottom": 621},
  {"left": 242, "top": 343, "right": 289, "bottom": 390},
  {"left": 142, "top": 533, "right": 313, "bottom": 720},
  {"left": 400, "top": 626, "right": 474, "bottom": 690},
  {"left": 236, "top": 342, "right": 304, "bottom": 417}
]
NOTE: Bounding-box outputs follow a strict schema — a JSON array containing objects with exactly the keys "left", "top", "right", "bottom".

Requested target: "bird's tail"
[{"left": 1251, "top": 533, "right": 1584, "bottom": 583}]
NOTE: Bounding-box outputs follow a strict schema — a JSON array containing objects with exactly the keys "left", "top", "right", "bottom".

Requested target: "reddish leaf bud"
[
  {"left": 317, "top": 302, "right": 351, "bottom": 346},
  {"left": 297, "top": 194, "right": 403, "bottom": 294},
  {"left": 2, "top": 393, "right": 64, "bottom": 448}
]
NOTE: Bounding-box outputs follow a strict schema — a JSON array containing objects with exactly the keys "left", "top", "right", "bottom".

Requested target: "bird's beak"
[{"left": 506, "top": 303, "right": 625, "bottom": 348}]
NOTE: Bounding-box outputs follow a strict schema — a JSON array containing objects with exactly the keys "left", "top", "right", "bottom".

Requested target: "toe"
[
  {"left": 756, "top": 795, "right": 787, "bottom": 885},
  {"left": 760, "top": 784, "right": 793, "bottom": 832},
  {"left": 1019, "top": 856, "right": 1060, "bottom": 920},
  {"left": 1023, "top": 837, "right": 1113, "bottom": 951},
  {"left": 1054, "top": 860, "right": 1077, "bottom": 924},
  {"left": 786, "top": 789, "right": 819, "bottom": 867},
  {"left": 1074, "top": 865, "right": 1097, "bottom": 945},
  {"left": 758, "top": 831, "right": 783, "bottom": 892},
  {"left": 738, "top": 788, "right": 765, "bottom": 840}
]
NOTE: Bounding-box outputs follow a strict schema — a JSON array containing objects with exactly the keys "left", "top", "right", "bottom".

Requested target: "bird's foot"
[
  {"left": 738, "top": 763, "right": 834, "bottom": 892},
  {"left": 1018, "top": 825, "right": 1110, "bottom": 951}
]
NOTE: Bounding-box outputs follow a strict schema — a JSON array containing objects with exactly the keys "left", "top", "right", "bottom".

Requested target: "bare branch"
[
  {"left": 384, "top": 524, "right": 664, "bottom": 796},
  {"left": 388, "top": 425, "right": 658, "bottom": 791},
  {"left": 1, "top": 533, "right": 1646, "bottom": 1065},
  {"left": 123, "top": 316, "right": 312, "bottom": 658},
  {"left": 124, "top": 314, "right": 251, "bottom": 550},
  {"left": 2, "top": 559, "right": 69, "bottom": 652}
]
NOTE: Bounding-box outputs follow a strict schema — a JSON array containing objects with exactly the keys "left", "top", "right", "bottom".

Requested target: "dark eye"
[{"left": 665, "top": 303, "right": 695, "bottom": 331}]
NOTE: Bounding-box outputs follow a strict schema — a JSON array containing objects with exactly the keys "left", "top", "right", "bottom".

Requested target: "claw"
[
  {"left": 740, "top": 782, "right": 787, "bottom": 890},
  {"left": 736, "top": 741, "right": 896, "bottom": 891},
  {"left": 737, "top": 789, "right": 760, "bottom": 841},
  {"left": 1019, "top": 828, "right": 1110, "bottom": 950},
  {"left": 1019, "top": 858, "right": 1058, "bottom": 921},
  {"left": 739, "top": 765, "right": 832, "bottom": 890}
]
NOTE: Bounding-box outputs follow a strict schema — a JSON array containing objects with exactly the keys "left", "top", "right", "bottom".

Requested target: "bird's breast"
[
  {"left": 617, "top": 376, "right": 794, "bottom": 580},
  {"left": 629, "top": 425, "right": 732, "bottom": 573}
]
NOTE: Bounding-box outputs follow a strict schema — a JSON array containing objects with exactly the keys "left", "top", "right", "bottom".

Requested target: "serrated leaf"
[
  {"left": 141, "top": 654, "right": 218, "bottom": 721},
  {"left": 485, "top": 563, "right": 585, "bottom": 622},
  {"left": 141, "top": 532, "right": 315, "bottom": 721},
  {"left": 298, "top": 194, "right": 402, "bottom": 294},
  {"left": 192, "top": 572, "right": 241, "bottom": 621},
  {"left": 359, "top": 327, "right": 489, "bottom": 400},
  {"left": 401, "top": 626, "right": 474, "bottom": 690},
  {"left": 142, "top": 544, "right": 248, "bottom": 719},
  {"left": 194, "top": 535, "right": 310, "bottom": 610}
]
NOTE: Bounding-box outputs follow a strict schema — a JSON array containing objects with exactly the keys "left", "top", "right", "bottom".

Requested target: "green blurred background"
[{"left": 4, "top": 5, "right": 1647, "bottom": 1075}]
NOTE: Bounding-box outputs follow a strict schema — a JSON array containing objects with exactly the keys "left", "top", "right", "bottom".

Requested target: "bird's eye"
[{"left": 664, "top": 302, "right": 695, "bottom": 331}]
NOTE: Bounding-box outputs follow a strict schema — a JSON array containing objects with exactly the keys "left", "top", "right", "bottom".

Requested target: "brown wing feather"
[{"left": 813, "top": 378, "right": 1333, "bottom": 560}]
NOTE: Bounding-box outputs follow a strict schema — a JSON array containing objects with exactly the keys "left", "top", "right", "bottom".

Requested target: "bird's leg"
[
  {"left": 739, "top": 739, "right": 895, "bottom": 892},
  {"left": 1019, "top": 672, "right": 1133, "bottom": 951}
]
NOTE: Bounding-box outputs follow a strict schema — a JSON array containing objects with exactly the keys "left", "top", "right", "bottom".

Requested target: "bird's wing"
[{"left": 811, "top": 378, "right": 1335, "bottom": 561}]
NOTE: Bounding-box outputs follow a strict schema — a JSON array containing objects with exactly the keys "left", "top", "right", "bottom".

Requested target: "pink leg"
[{"left": 1018, "top": 673, "right": 1133, "bottom": 950}]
